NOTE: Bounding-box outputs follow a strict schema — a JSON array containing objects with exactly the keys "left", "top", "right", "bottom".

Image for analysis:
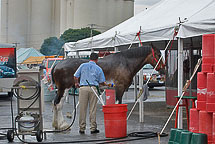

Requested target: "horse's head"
[{"left": 148, "top": 46, "right": 165, "bottom": 75}]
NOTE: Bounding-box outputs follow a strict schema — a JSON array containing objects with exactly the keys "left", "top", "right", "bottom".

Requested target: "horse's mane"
[{"left": 115, "top": 45, "right": 152, "bottom": 58}]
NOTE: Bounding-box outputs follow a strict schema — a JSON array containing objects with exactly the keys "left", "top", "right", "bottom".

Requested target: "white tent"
[
  {"left": 63, "top": 0, "right": 215, "bottom": 129},
  {"left": 17, "top": 48, "right": 44, "bottom": 64},
  {"left": 64, "top": 0, "right": 215, "bottom": 52}
]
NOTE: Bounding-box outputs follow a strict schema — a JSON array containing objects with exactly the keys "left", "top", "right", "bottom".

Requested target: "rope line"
[
  {"left": 127, "top": 27, "right": 178, "bottom": 120},
  {"left": 160, "top": 58, "right": 202, "bottom": 134}
]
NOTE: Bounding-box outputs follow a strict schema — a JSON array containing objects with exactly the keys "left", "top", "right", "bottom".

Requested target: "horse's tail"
[{"left": 51, "top": 64, "right": 57, "bottom": 85}]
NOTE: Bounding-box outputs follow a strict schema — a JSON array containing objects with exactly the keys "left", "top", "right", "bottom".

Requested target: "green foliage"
[
  {"left": 40, "top": 27, "right": 101, "bottom": 56},
  {"left": 60, "top": 27, "right": 101, "bottom": 43},
  {"left": 40, "top": 37, "right": 64, "bottom": 56}
]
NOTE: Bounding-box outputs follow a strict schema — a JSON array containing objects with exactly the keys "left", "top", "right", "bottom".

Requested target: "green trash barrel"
[
  {"left": 180, "top": 131, "right": 193, "bottom": 144},
  {"left": 174, "top": 129, "right": 188, "bottom": 144},
  {"left": 168, "top": 128, "right": 178, "bottom": 144},
  {"left": 190, "top": 133, "right": 208, "bottom": 144}
]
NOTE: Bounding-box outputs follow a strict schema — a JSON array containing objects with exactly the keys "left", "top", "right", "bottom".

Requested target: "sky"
[{"left": 134, "top": 0, "right": 162, "bottom": 14}]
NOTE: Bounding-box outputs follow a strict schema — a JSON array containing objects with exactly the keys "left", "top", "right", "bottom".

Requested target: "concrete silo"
[
  {"left": 0, "top": 0, "right": 134, "bottom": 49},
  {"left": 72, "top": 0, "right": 134, "bottom": 32}
]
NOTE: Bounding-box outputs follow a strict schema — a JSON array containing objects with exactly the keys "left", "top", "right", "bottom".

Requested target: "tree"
[
  {"left": 40, "top": 27, "right": 101, "bottom": 56},
  {"left": 40, "top": 37, "right": 64, "bottom": 56},
  {"left": 60, "top": 27, "right": 101, "bottom": 43}
]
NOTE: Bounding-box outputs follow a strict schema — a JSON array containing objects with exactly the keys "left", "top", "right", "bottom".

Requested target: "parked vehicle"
[
  {"left": 42, "top": 58, "right": 64, "bottom": 80},
  {"left": 44, "top": 58, "right": 64, "bottom": 74},
  {"left": 134, "top": 64, "right": 165, "bottom": 88},
  {"left": 0, "top": 44, "right": 16, "bottom": 96},
  {"left": 0, "top": 66, "right": 15, "bottom": 78}
]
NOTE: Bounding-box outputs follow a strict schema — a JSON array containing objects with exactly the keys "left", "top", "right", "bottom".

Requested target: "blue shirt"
[{"left": 74, "top": 61, "right": 105, "bottom": 86}]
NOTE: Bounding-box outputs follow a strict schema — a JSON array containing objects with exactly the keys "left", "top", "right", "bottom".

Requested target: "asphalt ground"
[{"left": 0, "top": 87, "right": 188, "bottom": 144}]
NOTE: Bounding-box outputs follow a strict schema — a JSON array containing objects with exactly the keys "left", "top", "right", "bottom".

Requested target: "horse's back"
[{"left": 52, "top": 58, "right": 88, "bottom": 89}]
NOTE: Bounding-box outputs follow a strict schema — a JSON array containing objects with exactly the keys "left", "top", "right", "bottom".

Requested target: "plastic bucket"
[
  {"left": 202, "top": 34, "right": 215, "bottom": 73},
  {"left": 168, "top": 128, "right": 178, "bottom": 143},
  {"left": 206, "top": 73, "right": 215, "bottom": 112},
  {"left": 189, "top": 108, "right": 199, "bottom": 133},
  {"left": 197, "top": 72, "right": 207, "bottom": 110},
  {"left": 180, "top": 131, "right": 193, "bottom": 144},
  {"left": 105, "top": 89, "right": 115, "bottom": 105},
  {"left": 199, "top": 110, "right": 213, "bottom": 143},
  {"left": 197, "top": 72, "right": 207, "bottom": 101},
  {"left": 202, "top": 64, "right": 213, "bottom": 73},
  {"left": 213, "top": 113, "right": 215, "bottom": 144},
  {"left": 190, "top": 133, "right": 208, "bottom": 144},
  {"left": 174, "top": 129, "right": 188, "bottom": 144},
  {"left": 202, "top": 34, "right": 215, "bottom": 63},
  {"left": 102, "top": 104, "right": 127, "bottom": 138},
  {"left": 42, "top": 81, "right": 55, "bottom": 102}
]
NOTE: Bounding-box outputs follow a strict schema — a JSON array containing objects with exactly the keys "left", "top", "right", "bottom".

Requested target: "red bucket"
[
  {"left": 197, "top": 72, "right": 207, "bottom": 110},
  {"left": 213, "top": 113, "right": 215, "bottom": 144},
  {"left": 102, "top": 104, "right": 127, "bottom": 138},
  {"left": 105, "top": 89, "right": 115, "bottom": 105},
  {"left": 202, "top": 34, "right": 215, "bottom": 62},
  {"left": 207, "top": 73, "right": 215, "bottom": 112},
  {"left": 199, "top": 110, "right": 213, "bottom": 143},
  {"left": 202, "top": 34, "right": 215, "bottom": 73},
  {"left": 189, "top": 108, "right": 199, "bottom": 133}
]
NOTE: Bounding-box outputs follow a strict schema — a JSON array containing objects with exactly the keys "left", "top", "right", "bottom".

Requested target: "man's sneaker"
[
  {"left": 79, "top": 130, "right": 85, "bottom": 134},
  {"left": 91, "top": 129, "right": 100, "bottom": 134}
]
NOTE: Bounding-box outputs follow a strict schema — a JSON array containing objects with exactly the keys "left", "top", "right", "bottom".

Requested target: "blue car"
[{"left": 0, "top": 66, "right": 15, "bottom": 78}]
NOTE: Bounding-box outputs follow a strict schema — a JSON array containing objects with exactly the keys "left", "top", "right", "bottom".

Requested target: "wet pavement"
[{"left": 0, "top": 87, "right": 186, "bottom": 144}]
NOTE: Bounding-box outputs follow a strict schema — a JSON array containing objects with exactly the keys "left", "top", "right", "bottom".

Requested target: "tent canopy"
[
  {"left": 22, "top": 56, "right": 46, "bottom": 64},
  {"left": 64, "top": 0, "right": 215, "bottom": 52},
  {"left": 17, "top": 48, "right": 44, "bottom": 64}
]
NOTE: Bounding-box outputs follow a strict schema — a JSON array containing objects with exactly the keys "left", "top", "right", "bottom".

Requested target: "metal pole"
[
  {"left": 139, "top": 68, "right": 144, "bottom": 122},
  {"left": 178, "top": 38, "right": 183, "bottom": 129},
  {"left": 75, "top": 51, "right": 79, "bottom": 58},
  {"left": 134, "top": 76, "right": 138, "bottom": 101}
]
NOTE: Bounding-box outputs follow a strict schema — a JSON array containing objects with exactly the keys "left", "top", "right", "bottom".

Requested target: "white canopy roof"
[{"left": 64, "top": 0, "right": 215, "bottom": 52}]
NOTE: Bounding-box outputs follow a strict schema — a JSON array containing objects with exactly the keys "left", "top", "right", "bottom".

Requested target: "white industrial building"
[{"left": 0, "top": 0, "right": 134, "bottom": 49}]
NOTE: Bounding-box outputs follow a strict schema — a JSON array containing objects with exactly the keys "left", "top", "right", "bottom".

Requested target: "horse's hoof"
[
  {"left": 66, "top": 112, "right": 72, "bottom": 119},
  {"left": 52, "top": 121, "right": 58, "bottom": 129},
  {"left": 59, "top": 123, "right": 71, "bottom": 131}
]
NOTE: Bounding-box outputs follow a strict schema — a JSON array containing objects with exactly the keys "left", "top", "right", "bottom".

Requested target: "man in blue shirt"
[{"left": 74, "top": 53, "right": 106, "bottom": 134}]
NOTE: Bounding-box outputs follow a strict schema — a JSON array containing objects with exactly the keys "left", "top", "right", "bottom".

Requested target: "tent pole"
[
  {"left": 178, "top": 38, "right": 183, "bottom": 129},
  {"left": 75, "top": 51, "right": 79, "bottom": 58},
  {"left": 139, "top": 65, "right": 144, "bottom": 123}
]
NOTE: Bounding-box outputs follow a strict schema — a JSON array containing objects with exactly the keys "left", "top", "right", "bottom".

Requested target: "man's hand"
[
  {"left": 105, "top": 82, "right": 115, "bottom": 87},
  {"left": 75, "top": 82, "right": 80, "bottom": 88},
  {"left": 74, "top": 76, "right": 80, "bottom": 88}
]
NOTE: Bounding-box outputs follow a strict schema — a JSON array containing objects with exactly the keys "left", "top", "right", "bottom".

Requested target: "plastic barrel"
[
  {"left": 213, "top": 113, "right": 215, "bottom": 144},
  {"left": 202, "top": 34, "right": 215, "bottom": 73},
  {"left": 199, "top": 110, "right": 213, "bottom": 143},
  {"left": 168, "top": 128, "right": 178, "bottom": 144},
  {"left": 206, "top": 73, "right": 215, "bottom": 112},
  {"left": 173, "top": 129, "right": 188, "bottom": 144},
  {"left": 42, "top": 81, "right": 55, "bottom": 102},
  {"left": 180, "top": 131, "right": 193, "bottom": 144},
  {"left": 189, "top": 108, "right": 199, "bottom": 133},
  {"left": 190, "top": 133, "right": 208, "bottom": 144},
  {"left": 105, "top": 89, "right": 115, "bottom": 105},
  {"left": 102, "top": 104, "right": 127, "bottom": 138},
  {"left": 197, "top": 72, "right": 207, "bottom": 110}
]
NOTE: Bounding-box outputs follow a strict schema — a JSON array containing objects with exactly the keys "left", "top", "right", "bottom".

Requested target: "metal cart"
[{"left": 7, "top": 69, "right": 44, "bottom": 142}]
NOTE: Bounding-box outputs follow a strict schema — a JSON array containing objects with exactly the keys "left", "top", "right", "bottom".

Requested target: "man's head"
[{"left": 90, "top": 53, "right": 98, "bottom": 61}]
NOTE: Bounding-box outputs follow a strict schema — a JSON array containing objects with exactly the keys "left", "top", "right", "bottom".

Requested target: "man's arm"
[{"left": 74, "top": 76, "right": 80, "bottom": 88}]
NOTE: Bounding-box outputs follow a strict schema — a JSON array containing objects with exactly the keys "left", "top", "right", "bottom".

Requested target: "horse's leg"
[
  {"left": 65, "top": 89, "right": 69, "bottom": 103},
  {"left": 115, "top": 86, "right": 125, "bottom": 104},
  {"left": 52, "top": 88, "right": 70, "bottom": 130}
]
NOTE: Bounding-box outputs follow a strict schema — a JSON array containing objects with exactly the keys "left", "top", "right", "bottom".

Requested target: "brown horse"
[
  {"left": 51, "top": 45, "right": 165, "bottom": 129},
  {"left": 52, "top": 45, "right": 165, "bottom": 105}
]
